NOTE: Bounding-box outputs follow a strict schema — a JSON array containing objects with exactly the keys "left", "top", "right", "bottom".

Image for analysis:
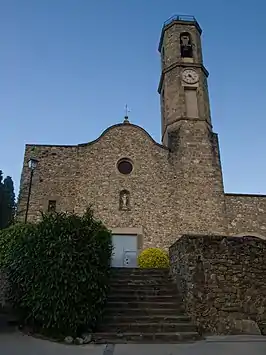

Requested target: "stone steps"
[
  {"left": 92, "top": 331, "right": 201, "bottom": 344},
  {"left": 108, "top": 294, "right": 178, "bottom": 303},
  {"left": 99, "top": 321, "right": 197, "bottom": 333},
  {"left": 111, "top": 268, "right": 169, "bottom": 275},
  {"left": 110, "top": 283, "right": 177, "bottom": 291},
  {"left": 104, "top": 314, "right": 191, "bottom": 323},
  {"left": 94, "top": 268, "right": 201, "bottom": 343},
  {"left": 110, "top": 275, "right": 173, "bottom": 281},
  {"left": 109, "top": 283, "right": 176, "bottom": 290},
  {"left": 107, "top": 300, "right": 182, "bottom": 309},
  {"left": 104, "top": 307, "right": 185, "bottom": 316},
  {"left": 111, "top": 273, "right": 171, "bottom": 281},
  {"left": 110, "top": 270, "right": 173, "bottom": 285}
]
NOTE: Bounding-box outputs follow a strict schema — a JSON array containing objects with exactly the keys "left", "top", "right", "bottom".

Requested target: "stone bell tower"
[
  {"left": 158, "top": 15, "right": 227, "bottom": 235},
  {"left": 158, "top": 15, "right": 211, "bottom": 145}
]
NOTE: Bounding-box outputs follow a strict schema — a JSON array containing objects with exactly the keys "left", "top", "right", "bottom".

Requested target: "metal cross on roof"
[{"left": 123, "top": 104, "right": 130, "bottom": 123}]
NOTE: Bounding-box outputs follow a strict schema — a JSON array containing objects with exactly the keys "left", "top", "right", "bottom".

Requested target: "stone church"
[{"left": 17, "top": 15, "right": 266, "bottom": 267}]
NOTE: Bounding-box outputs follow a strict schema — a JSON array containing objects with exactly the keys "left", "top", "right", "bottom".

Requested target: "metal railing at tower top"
[
  {"left": 164, "top": 15, "right": 197, "bottom": 26},
  {"left": 162, "top": 15, "right": 202, "bottom": 33}
]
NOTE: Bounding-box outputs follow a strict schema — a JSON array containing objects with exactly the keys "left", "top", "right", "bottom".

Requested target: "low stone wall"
[{"left": 169, "top": 234, "right": 266, "bottom": 335}]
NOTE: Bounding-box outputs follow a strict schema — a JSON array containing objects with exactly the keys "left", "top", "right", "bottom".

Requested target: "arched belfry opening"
[{"left": 180, "top": 32, "right": 193, "bottom": 58}]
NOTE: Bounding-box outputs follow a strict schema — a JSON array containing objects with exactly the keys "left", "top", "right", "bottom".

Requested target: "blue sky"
[{"left": 1, "top": 0, "right": 266, "bottom": 196}]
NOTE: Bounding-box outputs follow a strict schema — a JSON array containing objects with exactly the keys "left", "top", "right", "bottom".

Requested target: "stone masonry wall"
[
  {"left": 74, "top": 123, "right": 177, "bottom": 250},
  {"left": 17, "top": 123, "right": 181, "bottom": 250},
  {"left": 169, "top": 235, "right": 266, "bottom": 335},
  {"left": 169, "top": 122, "right": 227, "bottom": 236},
  {"left": 17, "top": 122, "right": 266, "bottom": 250},
  {"left": 17, "top": 122, "right": 232, "bottom": 250},
  {"left": 225, "top": 193, "right": 266, "bottom": 238},
  {"left": 17, "top": 144, "right": 78, "bottom": 223}
]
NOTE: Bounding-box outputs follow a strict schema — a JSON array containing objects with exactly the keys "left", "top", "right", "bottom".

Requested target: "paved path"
[{"left": 0, "top": 331, "right": 266, "bottom": 355}]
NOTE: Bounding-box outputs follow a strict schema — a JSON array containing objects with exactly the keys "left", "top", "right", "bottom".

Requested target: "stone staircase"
[{"left": 93, "top": 268, "right": 202, "bottom": 343}]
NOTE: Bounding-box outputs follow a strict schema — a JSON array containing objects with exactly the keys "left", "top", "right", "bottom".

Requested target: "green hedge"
[
  {"left": 0, "top": 223, "right": 35, "bottom": 268},
  {"left": 6, "top": 209, "right": 112, "bottom": 337}
]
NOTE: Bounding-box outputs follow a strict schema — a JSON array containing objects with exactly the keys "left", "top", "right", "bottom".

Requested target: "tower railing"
[
  {"left": 162, "top": 15, "right": 202, "bottom": 34},
  {"left": 163, "top": 15, "right": 196, "bottom": 26}
]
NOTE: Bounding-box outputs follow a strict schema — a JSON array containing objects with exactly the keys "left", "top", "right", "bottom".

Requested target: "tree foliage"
[
  {"left": 6, "top": 208, "right": 112, "bottom": 337},
  {"left": 0, "top": 170, "right": 16, "bottom": 229}
]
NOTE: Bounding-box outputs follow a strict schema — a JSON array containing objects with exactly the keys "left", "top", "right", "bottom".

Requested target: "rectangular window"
[
  {"left": 161, "top": 89, "right": 165, "bottom": 113},
  {"left": 161, "top": 47, "right": 165, "bottom": 65},
  {"left": 161, "top": 89, "right": 165, "bottom": 133},
  {"left": 185, "top": 88, "right": 199, "bottom": 118},
  {"left": 48, "top": 200, "right": 56, "bottom": 213}
]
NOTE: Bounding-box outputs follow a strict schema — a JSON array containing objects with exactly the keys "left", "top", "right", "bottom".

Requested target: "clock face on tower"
[{"left": 182, "top": 69, "right": 199, "bottom": 84}]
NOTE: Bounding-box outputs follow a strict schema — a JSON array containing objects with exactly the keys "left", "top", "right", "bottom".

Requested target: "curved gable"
[{"left": 78, "top": 123, "right": 168, "bottom": 151}]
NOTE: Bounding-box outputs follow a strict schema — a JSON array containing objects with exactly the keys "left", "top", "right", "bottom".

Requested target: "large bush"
[
  {"left": 0, "top": 223, "right": 35, "bottom": 268},
  {"left": 6, "top": 209, "right": 112, "bottom": 337},
  {"left": 138, "top": 248, "right": 170, "bottom": 268}
]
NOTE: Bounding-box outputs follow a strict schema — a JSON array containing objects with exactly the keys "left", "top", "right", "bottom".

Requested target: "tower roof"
[{"left": 158, "top": 15, "right": 202, "bottom": 52}]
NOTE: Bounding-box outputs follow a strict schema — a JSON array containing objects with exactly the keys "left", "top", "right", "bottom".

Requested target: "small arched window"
[{"left": 180, "top": 32, "right": 193, "bottom": 58}]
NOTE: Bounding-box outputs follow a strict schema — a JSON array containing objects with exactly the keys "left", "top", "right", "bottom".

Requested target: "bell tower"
[
  {"left": 158, "top": 15, "right": 211, "bottom": 146},
  {"left": 158, "top": 15, "right": 227, "bottom": 236}
]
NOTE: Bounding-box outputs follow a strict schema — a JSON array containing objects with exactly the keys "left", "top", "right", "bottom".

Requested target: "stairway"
[{"left": 93, "top": 268, "right": 202, "bottom": 343}]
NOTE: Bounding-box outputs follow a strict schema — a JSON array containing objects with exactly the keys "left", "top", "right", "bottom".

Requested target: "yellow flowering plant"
[{"left": 138, "top": 247, "right": 170, "bottom": 268}]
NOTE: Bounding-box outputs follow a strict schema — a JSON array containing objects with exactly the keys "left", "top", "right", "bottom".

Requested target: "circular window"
[{"left": 117, "top": 159, "right": 133, "bottom": 175}]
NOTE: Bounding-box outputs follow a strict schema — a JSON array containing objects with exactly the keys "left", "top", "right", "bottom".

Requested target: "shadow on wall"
[
  {"left": 169, "top": 234, "right": 266, "bottom": 336},
  {"left": 232, "top": 232, "right": 266, "bottom": 240}
]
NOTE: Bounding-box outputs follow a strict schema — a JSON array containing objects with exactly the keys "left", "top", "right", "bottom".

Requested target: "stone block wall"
[
  {"left": 16, "top": 121, "right": 266, "bottom": 251},
  {"left": 169, "top": 235, "right": 266, "bottom": 335},
  {"left": 225, "top": 193, "right": 266, "bottom": 238},
  {"left": 168, "top": 122, "right": 227, "bottom": 236},
  {"left": 16, "top": 124, "right": 180, "bottom": 250},
  {"left": 16, "top": 144, "right": 79, "bottom": 223}
]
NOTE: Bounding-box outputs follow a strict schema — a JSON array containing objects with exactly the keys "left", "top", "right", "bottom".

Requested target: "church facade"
[{"left": 17, "top": 16, "right": 266, "bottom": 266}]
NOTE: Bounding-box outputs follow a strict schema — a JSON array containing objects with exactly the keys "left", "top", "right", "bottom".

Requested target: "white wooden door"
[{"left": 111, "top": 234, "right": 138, "bottom": 268}]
